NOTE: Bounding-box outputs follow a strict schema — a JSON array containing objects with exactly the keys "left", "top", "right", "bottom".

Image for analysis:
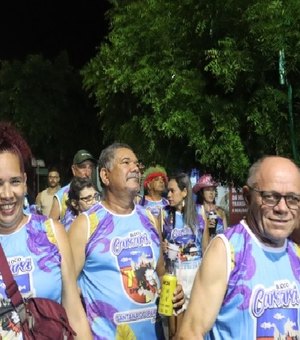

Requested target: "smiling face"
[
  {"left": 0, "top": 152, "right": 27, "bottom": 233},
  {"left": 246, "top": 157, "right": 300, "bottom": 247}
]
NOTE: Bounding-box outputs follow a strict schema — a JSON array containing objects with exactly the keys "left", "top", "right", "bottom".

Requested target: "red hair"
[
  {"left": 0, "top": 122, "right": 32, "bottom": 172},
  {"left": 143, "top": 171, "right": 168, "bottom": 189}
]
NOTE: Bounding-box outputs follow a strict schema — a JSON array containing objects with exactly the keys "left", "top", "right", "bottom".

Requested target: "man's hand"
[{"left": 173, "top": 283, "right": 184, "bottom": 312}]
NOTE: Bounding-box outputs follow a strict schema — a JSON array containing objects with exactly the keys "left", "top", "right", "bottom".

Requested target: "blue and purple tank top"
[
  {"left": 206, "top": 220, "right": 300, "bottom": 339},
  {"left": 79, "top": 203, "right": 164, "bottom": 339},
  {"left": 54, "top": 183, "right": 70, "bottom": 220},
  {"left": 0, "top": 214, "right": 62, "bottom": 338},
  {"left": 139, "top": 197, "right": 169, "bottom": 218},
  {"left": 163, "top": 205, "right": 205, "bottom": 260}
]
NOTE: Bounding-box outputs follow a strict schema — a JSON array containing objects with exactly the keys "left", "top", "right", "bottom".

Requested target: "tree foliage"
[
  {"left": 0, "top": 52, "right": 102, "bottom": 180},
  {"left": 82, "top": 0, "right": 300, "bottom": 184}
]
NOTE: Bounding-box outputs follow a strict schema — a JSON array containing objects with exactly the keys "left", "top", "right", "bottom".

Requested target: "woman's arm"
[{"left": 54, "top": 219, "right": 92, "bottom": 340}]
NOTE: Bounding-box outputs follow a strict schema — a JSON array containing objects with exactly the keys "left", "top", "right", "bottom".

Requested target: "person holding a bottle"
[
  {"left": 193, "top": 174, "right": 227, "bottom": 239},
  {"left": 68, "top": 143, "right": 184, "bottom": 339}
]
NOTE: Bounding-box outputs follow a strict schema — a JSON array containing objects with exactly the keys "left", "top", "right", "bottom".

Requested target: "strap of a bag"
[{"left": 0, "top": 244, "right": 24, "bottom": 307}]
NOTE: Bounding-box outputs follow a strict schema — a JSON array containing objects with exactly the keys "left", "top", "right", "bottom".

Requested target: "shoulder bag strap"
[{"left": 0, "top": 244, "right": 23, "bottom": 307}]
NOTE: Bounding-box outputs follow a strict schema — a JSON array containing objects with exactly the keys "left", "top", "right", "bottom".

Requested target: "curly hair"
[{"left": 0, "top": 121, "right": 32, "bottom": 172}]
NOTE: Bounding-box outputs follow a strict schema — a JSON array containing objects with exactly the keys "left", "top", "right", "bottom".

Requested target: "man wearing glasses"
[
  {"left": 177, "top": 156, "right": 300, "bottom": 339},
  {"left": 35, "top": 166, "right": 61, "bottom": 216}
]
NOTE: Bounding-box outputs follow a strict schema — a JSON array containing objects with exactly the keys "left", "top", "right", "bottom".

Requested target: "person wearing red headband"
[{"left": 139, "top": 165, "right": 169, "bottom": 218}]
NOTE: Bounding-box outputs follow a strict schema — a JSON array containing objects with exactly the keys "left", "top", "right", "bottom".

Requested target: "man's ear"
[
  {"left": 100, "top": 168, "right": 109, "bottom": 186},
  {"left": 147, "top": 181, "right": 152, "bottom": 191},
  {"left": 242, "top": 185, "right": 251, "bottom": 205},
  {"left": 71, "top": 164, "right": 76, "bottom": 176}
]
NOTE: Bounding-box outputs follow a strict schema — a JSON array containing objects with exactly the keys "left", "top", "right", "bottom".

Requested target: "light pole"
[
  {"left": 31, "top": 158, "right": 45, "bottom": 194},
  {"left": 279, "top": 49, "right": 299, "bottom": 162}
]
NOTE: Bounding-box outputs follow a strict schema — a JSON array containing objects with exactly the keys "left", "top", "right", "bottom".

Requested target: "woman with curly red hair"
[{"left": 0, "top": 122, "right": 91, "bottom": 339}]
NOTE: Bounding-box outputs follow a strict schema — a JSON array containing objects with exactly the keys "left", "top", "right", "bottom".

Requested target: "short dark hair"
[
  {"left": 66, "top": 177, "right": 96, "bottom": 215},
  {"left": 98, "top": 142, "right": 133, "bottom": 170},
  {"left": 48, "top": 166, "right": 60, "bottom": 175}
]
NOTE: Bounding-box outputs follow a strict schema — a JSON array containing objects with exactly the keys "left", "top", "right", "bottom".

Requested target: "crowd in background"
[{"left": 1, "top": 121, "right": 300, "bottom": 340}]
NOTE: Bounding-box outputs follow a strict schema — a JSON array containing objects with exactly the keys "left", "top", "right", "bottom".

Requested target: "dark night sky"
[{"left": 0, "top": 0, "right": 111, "bottom": 68}]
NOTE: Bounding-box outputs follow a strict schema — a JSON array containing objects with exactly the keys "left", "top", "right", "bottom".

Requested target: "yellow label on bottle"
[{"left": 158, "top": 273, "right": 177, "bottom": 316}]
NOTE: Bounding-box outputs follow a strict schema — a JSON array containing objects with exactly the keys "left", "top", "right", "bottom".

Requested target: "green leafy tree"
[
  {"left": 0, "top": 52, "right": 102, "bottom": 181},
  {"left": 82, "top": 0, "right": 300, "bottom": 184}
]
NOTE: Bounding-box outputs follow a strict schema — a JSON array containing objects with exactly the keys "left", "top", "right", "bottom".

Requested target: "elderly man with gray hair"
[{"left": 69, "top": 142, "right": 184, "bottom": 339}]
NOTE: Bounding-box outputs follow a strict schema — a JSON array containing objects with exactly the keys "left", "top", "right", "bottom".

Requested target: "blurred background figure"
[
  {"left": 62, "top": 177, "right": 100, "bottom": 230},
  {"left": 49, "top": 149, "right": 96, "bottom": 221},
  {"left": 138, "top": 165, "right": 169, "bottom": 218},
  {"left": 35, "top": 166, "right": 61, "bottom": 216},
  {"left": 193, "top": 174, "right": 227, "bottom": 239}
]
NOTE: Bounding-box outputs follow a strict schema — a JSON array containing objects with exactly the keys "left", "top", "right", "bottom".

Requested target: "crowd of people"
[{"left": 1, "top": 120, "right": 300, "bottom": 339}]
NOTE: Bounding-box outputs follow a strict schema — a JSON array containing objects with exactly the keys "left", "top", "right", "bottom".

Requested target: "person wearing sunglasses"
[
  {"left": 178, "top": 156, "right": 300, "bottom": 340},
  {"left": 62, "top": 177, "right": 100, "bottom": 231}
]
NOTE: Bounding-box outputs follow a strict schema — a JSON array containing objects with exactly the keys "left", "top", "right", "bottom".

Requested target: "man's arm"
[
  {"left": 68, "top": 214, "right": 89, "bottom": 279},
  {"left": 176, "top": 237, "right": 228, "bottom": 339},
  {"left": 49, "top": 196, "right": 60, "bottom": 220},
  {"left": 35, "top": 192, "right": 42, "bottom": 206}
]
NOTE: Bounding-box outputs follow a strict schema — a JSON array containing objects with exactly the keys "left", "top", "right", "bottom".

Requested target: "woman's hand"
[{"left": 162, "top": 239, "right": 169, "bottom": 254}]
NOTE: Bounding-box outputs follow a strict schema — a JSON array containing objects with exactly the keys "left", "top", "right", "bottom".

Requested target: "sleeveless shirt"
[
  {"left": 140, "top": 197, "right": 169, "bottom": 218},
  {"left": 54, "top": 184, "right": 70, "bottom": 220},
  {"left": 79, "top": 203, "right": 164, "bottom": 339},
  {"left": 0, "top": 214, "right": 62, "bottom": 339},
  {"left": 206, "top": 220, "right": 300, "bottom": 339}
]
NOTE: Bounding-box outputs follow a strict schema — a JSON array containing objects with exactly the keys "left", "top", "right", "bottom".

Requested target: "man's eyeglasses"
[
  {"left": 248, "top": 186, "right": 300, "bottom": 210},
  {"left": 79, "top": 192, "right": 101, "bottom": 204}
]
